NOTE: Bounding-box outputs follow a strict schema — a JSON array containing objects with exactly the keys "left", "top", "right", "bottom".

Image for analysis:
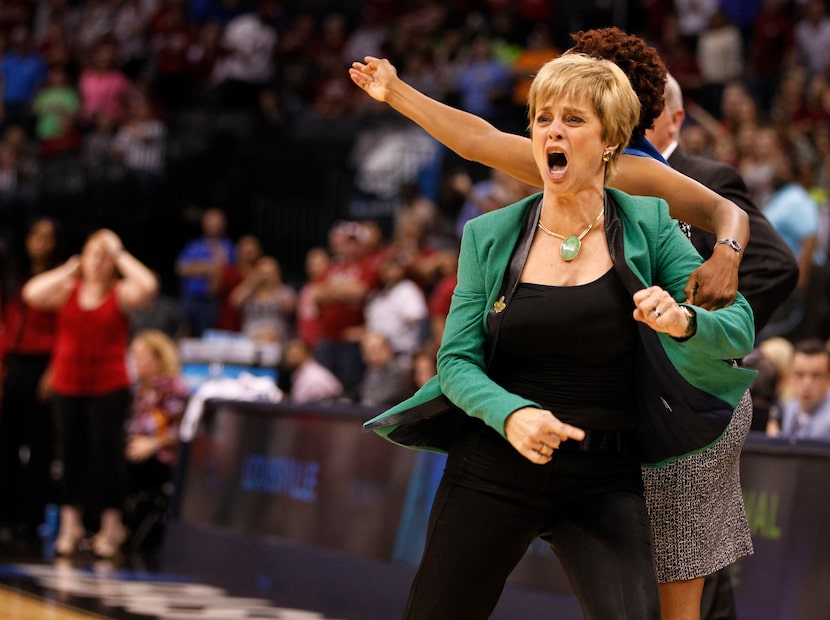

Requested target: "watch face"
[{"left": 718, "top": 239, "right": 742, "bottom": 253}]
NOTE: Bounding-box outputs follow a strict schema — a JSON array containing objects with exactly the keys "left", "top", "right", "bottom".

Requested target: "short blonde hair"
[
  {"left": 131, "top": 329, "right": 181, "bottom": 377},
  {"left": 527, "top": 53, "right": 640, "bottom": 180}
]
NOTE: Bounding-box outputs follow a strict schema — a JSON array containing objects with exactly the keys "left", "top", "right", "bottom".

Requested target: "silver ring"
[{"left": 653, "top": 307, "right": 661, "bottom": 318}]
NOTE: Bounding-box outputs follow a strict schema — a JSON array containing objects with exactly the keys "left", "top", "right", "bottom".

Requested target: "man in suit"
[
  {"left": 775, "top": 338, "right": 830, "bottom": 441},
  {"left": 646, "top": 73, "right": 800, "bottom": 620}
]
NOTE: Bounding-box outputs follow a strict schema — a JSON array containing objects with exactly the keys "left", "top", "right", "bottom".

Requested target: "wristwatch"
[
  {"left": 714, "top": 238, "right": 743, "bottom": 255},
  {"left": 677, "top": 306, "right": 697, "bottom": 341}
]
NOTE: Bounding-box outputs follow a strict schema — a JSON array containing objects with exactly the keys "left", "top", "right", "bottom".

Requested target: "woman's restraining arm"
[
  {"left": 653, "top": 202, "right": 755, "bottom": 360},
  {"left": 615, "top": 155, "right": 747, "bottom": 310}
]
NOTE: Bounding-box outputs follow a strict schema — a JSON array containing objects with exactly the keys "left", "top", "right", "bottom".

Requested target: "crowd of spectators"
[
  {"left": 3, "top": 0, "right": 830, "bottom": 563},
  {"left": 0, "top": 0, "right": 824, "bottom": 286}
]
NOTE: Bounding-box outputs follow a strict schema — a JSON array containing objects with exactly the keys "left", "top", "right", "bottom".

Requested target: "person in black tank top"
[
  {"left": 398, "top": 54, "right": 688, "bottom": 620},
  {"left": 489, "top": 271, "right": 638, "bottom": 431},
  {"left": 357, "top": 47, "right": 757, "bottom": 619},
  {"left": 353, "top": 30, "right": 757, "bottom": 620}
]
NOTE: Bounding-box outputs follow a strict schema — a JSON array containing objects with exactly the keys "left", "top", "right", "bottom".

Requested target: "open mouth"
[{"left": 547, "top": 151, "right": 568, "bottom": 175}]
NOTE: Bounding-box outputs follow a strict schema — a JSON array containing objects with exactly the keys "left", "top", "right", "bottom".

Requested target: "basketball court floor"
[
  {"left": 0, "top": 542, "right": 576, "bottom": 620},
  {"left": 0, "top": 549, "right": 344, "bottom": 620}
]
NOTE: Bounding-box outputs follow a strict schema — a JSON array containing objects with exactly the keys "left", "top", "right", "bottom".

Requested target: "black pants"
[
  {"left": 125, "top": 457, "right": 174, "bottom": 553},
  {"left": 404, "top": 418, "right": 660, "bottom": 620},
  {"left": 0, "top": 354, "right": 53, "bottom": 536},
  {"left": 51, "top": 389, "right": 130, "bottom": 524},
  {"left": 701, "top": 566, "right": 738, "bottom": 620}
]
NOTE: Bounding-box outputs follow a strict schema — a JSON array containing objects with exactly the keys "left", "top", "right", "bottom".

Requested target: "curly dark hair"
[{"left": 570, "top": 27, "right": 666, "bottom": 143}]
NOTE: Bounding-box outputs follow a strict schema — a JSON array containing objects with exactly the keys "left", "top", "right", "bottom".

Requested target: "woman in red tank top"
[{"left": 23, "top": 228, "right": 157, "bottom": 559}]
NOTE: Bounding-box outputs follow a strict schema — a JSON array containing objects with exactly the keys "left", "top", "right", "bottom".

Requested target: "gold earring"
[{"left": 602, "top": 150, "right": 613, "bottom": 162}]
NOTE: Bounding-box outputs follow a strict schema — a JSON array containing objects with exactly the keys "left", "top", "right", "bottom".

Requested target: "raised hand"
[{"left": 348, "top": 56, "right": 399, "bottom": 102}]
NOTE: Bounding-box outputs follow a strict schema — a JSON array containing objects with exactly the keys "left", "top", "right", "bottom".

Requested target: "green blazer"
[{"left": 366, "top": 188, "right": 757, "bottom": 466}]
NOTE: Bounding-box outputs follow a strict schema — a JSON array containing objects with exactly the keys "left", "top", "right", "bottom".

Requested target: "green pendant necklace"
[{"left": 537, "top": 205, "right": 605, "bottom": 261}]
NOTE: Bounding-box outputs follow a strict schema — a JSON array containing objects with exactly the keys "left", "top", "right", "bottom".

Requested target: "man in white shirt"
[
  {"left": 281, "top": 339, "right": 343, "bottom": 405},
  {"left": 364, "top": 254, "right": 428, "bottom": 356},
  {"left": 211, "top": 0, "right": 278, "bottom": 108}
]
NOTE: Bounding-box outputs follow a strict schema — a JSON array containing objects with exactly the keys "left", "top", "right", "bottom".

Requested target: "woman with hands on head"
[
  {"left": 22, "top": 228, "right": 157, "bottom": 559},
  {"left": 361, "top": 53, "right": 756, "bottom": 620},
  {"left": 352, "top": 28, "right": 757, "bottom": 620}
]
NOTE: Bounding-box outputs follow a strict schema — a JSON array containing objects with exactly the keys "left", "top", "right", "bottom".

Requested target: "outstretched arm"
[
  {"left": 349, "top": 56, "right": 540, "bottom": 186},
  {"left": 349, "top": 56, "right": 748, "bottom": 309}
]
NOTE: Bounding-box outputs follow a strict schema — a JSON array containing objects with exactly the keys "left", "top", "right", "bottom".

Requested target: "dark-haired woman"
[{"left": 0, "top": 217, "right": 62, "bottom": 550}]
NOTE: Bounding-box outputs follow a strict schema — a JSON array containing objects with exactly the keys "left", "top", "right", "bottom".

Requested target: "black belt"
[{"left": 558, "top": 428, "right": 634, "bottom": 455}]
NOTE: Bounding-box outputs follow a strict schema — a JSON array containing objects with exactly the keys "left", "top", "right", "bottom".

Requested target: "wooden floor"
[
  {"left": 0, "top": 556, "right": 341, "bottom": 620},
  {"left": 0, "top": 585, "right": 106, "bottom": 620}
]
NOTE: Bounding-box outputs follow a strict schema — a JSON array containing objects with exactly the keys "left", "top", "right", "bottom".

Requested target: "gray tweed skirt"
[{"left": 641, "top": 390, "right": 754, "bottom": 583}]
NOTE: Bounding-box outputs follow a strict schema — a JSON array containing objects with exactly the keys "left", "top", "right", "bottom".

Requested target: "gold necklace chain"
[{"left": 537, "top": 205, "right": 605, "bottom": 261}]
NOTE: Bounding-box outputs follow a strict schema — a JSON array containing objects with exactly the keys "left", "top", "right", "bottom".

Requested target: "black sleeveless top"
[{"left": 487, "top": 268, "right": 638, "bottom": 430}]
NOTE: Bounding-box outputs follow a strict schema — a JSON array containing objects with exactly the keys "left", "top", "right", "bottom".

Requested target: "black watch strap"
[{"left": 676, "top": 306, "right": 697, "bottom": 341}]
